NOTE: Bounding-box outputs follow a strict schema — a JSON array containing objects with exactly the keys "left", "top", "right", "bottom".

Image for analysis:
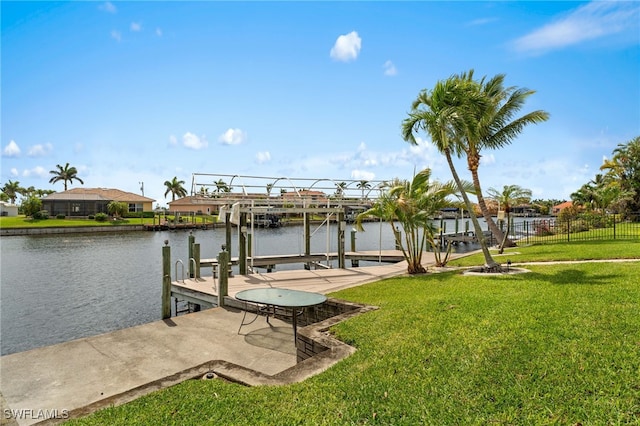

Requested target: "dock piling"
[
  {"left": 162, "top": 243, "right": 171, "bottom": 319},
  {"left": 218, "top": 247, "right": 229, "bottom": 307}
]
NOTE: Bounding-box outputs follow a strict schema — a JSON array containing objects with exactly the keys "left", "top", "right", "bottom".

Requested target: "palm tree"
[
  {"left": 402, "top": 75, "right": 501, "bottom": 271},
  {"left": 164, "top": 177, "right": 187, "bottom": 201},
  {"left": 455, "top": 71, "right": 549, "bottom": 246},
  {"left": 600, "top": 136, "right": 640, "bottom": 215},
  {"left": 486, "top": 184, "right": 532, "bottom": 253},
  {"left": 1, "top": 180, "right": 24, "bottom": 204},
  {"left": 356, "top": 168, "right": 466, "bottom": 273},
  {"left": 357, "top": 180, "right": 371, "bottom": 199},
  {"left": 49, "top": 163, "right": 84, "bottom": 191},
  {"left": 334, "top": 181, "right": 347, "bottom": 198},
  {"left": 214, "top": 179, "right": 230, "bottom": 195}
]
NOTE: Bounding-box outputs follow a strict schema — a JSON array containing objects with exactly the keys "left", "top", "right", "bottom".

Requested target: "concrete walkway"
[{"left": 1, "top": 253, "right": 451, "bottom": 425}]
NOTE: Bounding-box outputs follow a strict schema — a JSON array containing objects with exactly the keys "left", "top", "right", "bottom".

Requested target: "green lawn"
[{"left": 69, "top": 241, "right": 640, "bottom": 425}]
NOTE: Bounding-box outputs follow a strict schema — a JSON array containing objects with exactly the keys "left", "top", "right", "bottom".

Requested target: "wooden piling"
[
  {"left": 218, "top": 249, "right": 229, "bottom": 307},
  {"left": 162, "top": 244, "right": 171, "bottom": 319}
]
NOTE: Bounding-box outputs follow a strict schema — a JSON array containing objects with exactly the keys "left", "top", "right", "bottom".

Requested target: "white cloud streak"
[
  {"left": 27, "top": 143, "right": 53, "bottom": 157},
  {"left": 182, "top": 132, "right": 208, "bottom": 150},
  {"left": 383, "top": 60, "right": 397, "bottom": 76},
  {"left": 330, "top": 31, "right": 362, "bottom": 62},
  {"left": 256, "top": 151, "right": 271, "bottom": 164},
  {"left": 218, "top": 128, "right": 247, "bottom": 145},
  {"left": 512, "top": 1, "right": 640, "bottom": 55},
  {"left": 3, "top": 140, "right": 21, "bottom": 157}
]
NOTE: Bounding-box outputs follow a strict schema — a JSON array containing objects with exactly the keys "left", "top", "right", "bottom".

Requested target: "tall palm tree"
[
  {"left": 357, "top": 180, "right": 371, "bottom": 199},
  {"left": 402, "top": 75, "right": 501, "bottom": 271},
  {"left": 600, "top": 136, "right": 640, "bottom": 215},
  {"left": 486, "top": 184, "right": 532, "bottom": 253},
  {"left": 334, "top": 181, "right": 347, "bottom": 198},
  {"left": 49, "top": 163, "right": 84, "bottom": 191},
  {"left": 456, "top": 70, "right": 549, "bottom": 246},
  {"left": 214, "top": 179, "right": 230, "bottom": 195},
  {"left": 355, "top": 168, "right": 466, "bottom": 273},
  {"left": 1, "top": 180, "right": 24, "bottom": 204},
  {"left": 164, "top": 177, "right": 187, "bottom": 201}
]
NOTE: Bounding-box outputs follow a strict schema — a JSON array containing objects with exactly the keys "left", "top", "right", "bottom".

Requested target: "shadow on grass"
[{"left": 514, "top": 268, "right": 620, "bottom": 286}]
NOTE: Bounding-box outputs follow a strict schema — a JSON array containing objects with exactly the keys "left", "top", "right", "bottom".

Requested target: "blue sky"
[{"left": 2, "top": 1, "right": 639, "bottom": 207}]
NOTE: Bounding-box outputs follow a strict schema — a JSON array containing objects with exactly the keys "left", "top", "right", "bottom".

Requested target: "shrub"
[
  {"left": 95, "top": 213, "right": 108, "bottom": 222},
  {"left": 88, "top": 215, "right": 95, "bottom": 220},
  {"left": 56, "top": 214, "right": 66, "bottom": 219},
  {"left": 32, "top": 210, "right": 49, "bottom": 220}
]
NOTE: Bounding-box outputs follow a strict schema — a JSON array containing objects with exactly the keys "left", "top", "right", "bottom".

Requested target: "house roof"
[
  {"left": 552, "top": 201, "right": 573, "bottom": 210},
  {"left": 43, "top": 188, "right": 155, "bottom": 202}
]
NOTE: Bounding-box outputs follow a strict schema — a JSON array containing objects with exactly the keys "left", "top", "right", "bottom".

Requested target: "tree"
[
  {"left": 164, "top": 177, "right": 187, "bottom": 201},
  {"left": 1, "top": 180, "right": 24, "bottom": 204},
  {"left": 49, "top": 163, "right": 84, "bottom": 191},
  {"left": 402, "top": 75, "right": 502, "bottom": 271},
  {"left": 107, "top": 201, "right": 128, "bottom": 218},
  {"left": 21, "top": 196, "right": 43, "bottom": 218},
  {"left": 455, "top": 71, "right": 549, "bottom": 247},
  {"left": 334, "top": 182, "right": 347, "bottom": 198},
  {"left": 357, "top": 180, "right": 371, "bottom": 199},
  {"left": 600, "top": 136, "right": 640, "bottom": 216},
  {"left": 355, "top": 168, "right": 466, "bottom": 273},
  {"left": 214, "top": 179, "right": 230, "bottom": 195},
  {"left": 486, "top": 185, "right": 532, "bottom": 253}
]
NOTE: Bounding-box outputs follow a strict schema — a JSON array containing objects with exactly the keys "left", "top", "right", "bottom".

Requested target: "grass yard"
[{"left": 69, "top": 242, "right": 640, "bottom": 425}]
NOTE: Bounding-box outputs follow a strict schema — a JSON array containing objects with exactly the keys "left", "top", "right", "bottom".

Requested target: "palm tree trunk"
[
  {"left": 470, "top": 168, "right": 509, "bottom": 245},
  {"left": 445, "top": 151, "right": 500, "bottom": 270}
]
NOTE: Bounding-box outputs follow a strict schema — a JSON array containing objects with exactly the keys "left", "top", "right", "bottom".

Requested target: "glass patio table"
[{"left": 235, "top": 288, "right": 327, "bottom": 341}]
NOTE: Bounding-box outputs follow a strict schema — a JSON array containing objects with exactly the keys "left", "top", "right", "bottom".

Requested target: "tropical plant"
[
  {"left": 1, "top": 180, "right": 24, "bottom": 204},
  {"left": 49, "top": 163, "right": 84, "bottom": 191},
  {"left": 454, "top": 70, "right": 549, "bottom": 247},
  {"left": 164, "top": 177, "right": 187, "bottom": 201},
  {"left": 21, "top": 196, "right": 43, "bottom": 217},
  {"left": 334, "top": 182, "right": 347, "bottom": 198},
  {"left": 355, "top": 168, "right": 467, "bottom": 273},
  {"left": 357, "top": 180, "right": 371, "bottom": 199},
  {"left": 486, "top": 184, "right": 532, "bottom": 253},
  {"left": 107, "top": 201, "right": 128, "bottom": 218},
  {"left": 600, "top": 136, "right": 640, "bottom": 216},
  {"left": 401, "top": 74, "right": 501, "bottom": 271},
  {"left": 214, "top": 179, "right": 230, "bottom": 195}
]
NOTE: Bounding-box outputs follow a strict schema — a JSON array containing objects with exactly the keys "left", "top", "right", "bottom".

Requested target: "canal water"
[{"left": 0, "top": 217, "right": 520, "bottom": 356}]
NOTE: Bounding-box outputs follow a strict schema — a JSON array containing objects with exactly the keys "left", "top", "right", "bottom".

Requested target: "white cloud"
[
  {"left": 182, "top": 132, "right": 208, "bottom": 150},
  {"left": 169, "top": 135, "right": 178, "bottom": 145},
  {"left": 383, "top": 60, "right": 397, "bottom": 76},
  {"left": 130, "top": 22, "right": 142, "bottom": 32},
  {"left": 23, "top": 166, "right": 47, "bottom": 178},
  {"left": 512, "top": 1, "right": 640, "bottom": 54},
  {"left": 156, "top": 28, "right": 163, "bottom": 37},
  {"left": 99, "top": 1, "right": 117, "bottom": 13},
  {"left": 480, "top": 153, "right": 496, "bottom": 166},
  {"left": 3, "top": 140, "right": 21, "bottom": 157},
  {"left": 10, "top": 168, "right": 18, "bottom": 177},
  {"left": 351, "top": 169, "right": 376, "bottom": 181},
  {"left": 27, "top": 143, "right": 53, "bottom": 157},
  {"left": 256, "top": 151, "right": 271, "bottom": 164},
  {"left": 111, "top": 30, "right": 122, "bottom": 42},
  {"left": 218, "top": 128, "right": 247, "bottom": 145},
  {"left": 330, "top": 31, "right": 362, "bottom": 62}
]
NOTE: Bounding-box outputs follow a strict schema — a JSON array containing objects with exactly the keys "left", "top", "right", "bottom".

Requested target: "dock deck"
[{"left": 0, "top": 251, "right": 465, "bottom": 425}]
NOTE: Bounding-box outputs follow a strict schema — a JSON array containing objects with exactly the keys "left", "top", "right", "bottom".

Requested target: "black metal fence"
[{"left": 505, "top": 213, "right": 640, "bottom": 245}]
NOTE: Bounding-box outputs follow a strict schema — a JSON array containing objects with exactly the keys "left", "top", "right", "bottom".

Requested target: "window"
[{"left": 128, "top": 203, "right": 143, "bottom": 212}]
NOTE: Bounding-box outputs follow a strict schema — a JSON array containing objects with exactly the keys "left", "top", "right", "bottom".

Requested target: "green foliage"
[
  {"left": 107, "top": 201, "right": 128, "bottom": 218},
  {"left": 94, "top": 213, "right": 108, "bottom": 222},
  {"left": 20, "top": 196, "right": 42, "bottom": 217},
  {"left": 32, "top": 210, "right": 49, "bottom": 220},
  {"left": 56, "top": 214, "right": 66, "bottom": 219}
]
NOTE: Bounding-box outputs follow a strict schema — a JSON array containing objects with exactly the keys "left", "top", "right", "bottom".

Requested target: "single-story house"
[
  {"left": 42, "top": 188, "right": 155, "bottom": 217},
  {"left": 0, "top": 201, "right": 19, "bottom": 217}
]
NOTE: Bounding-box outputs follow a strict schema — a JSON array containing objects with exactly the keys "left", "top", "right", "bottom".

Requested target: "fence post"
[
  {"left": 567, "top": 220, "right": 571, "bottom": 242},
  {"left": 613, "top": 215, "right": 616, "bottom": 239}
]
